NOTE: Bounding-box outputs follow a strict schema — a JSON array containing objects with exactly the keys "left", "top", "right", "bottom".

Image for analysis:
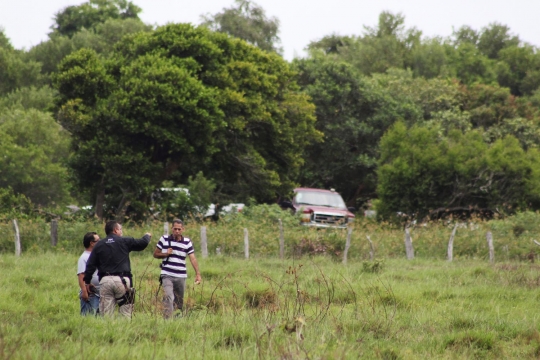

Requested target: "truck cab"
[{"left": 282, "top": 188, "right": 355, "bottom": 228}]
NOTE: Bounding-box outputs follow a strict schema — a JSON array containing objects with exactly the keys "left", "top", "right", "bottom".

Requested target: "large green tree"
[
  {"left": 54, "top": 24, "right": 319, "bottom": 220},
  {"left": 294, "top": 60, "right": 473, "bottom": 206},
  {"left": 377, "top": 122, "right": 540, "bottom": 219},
  {"left": 0, "top": 109, "right": 71, "bottom": 206}
]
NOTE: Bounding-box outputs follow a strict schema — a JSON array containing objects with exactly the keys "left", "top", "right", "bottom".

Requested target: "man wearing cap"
[
  {"left": 154, "top": 219, "right": 201, "bottom": 318},
  {"left": 84, "top": 220, "right": 151, "bottom": 317}
]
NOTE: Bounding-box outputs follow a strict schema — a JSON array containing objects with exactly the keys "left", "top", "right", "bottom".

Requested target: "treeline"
[{"left": 1, "top": 0, "right": 540, "bottom": 222}]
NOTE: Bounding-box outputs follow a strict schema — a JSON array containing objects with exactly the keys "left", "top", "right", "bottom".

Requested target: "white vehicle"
[
  {"left": 157, "top": 188, "right": 244, "bottom": 217},
  {"left": 220, "top": 203, "right": 245, "bottom": 214}
]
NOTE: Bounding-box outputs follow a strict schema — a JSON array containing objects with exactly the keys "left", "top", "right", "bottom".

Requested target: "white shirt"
[{"left": 77, "top": 250, "right": 100, "bottom": 293}]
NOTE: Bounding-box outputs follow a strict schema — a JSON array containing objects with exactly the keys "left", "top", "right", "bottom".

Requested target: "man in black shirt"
[{"left": 84, "top": 220, "right": 151, "bottom": 317}]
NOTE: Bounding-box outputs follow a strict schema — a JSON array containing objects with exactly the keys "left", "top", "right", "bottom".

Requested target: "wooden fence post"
[
  {"left": 216, "top": 246, "right": 221, "bottom": 256},
  {"left": 278, "top": 219, "right": 285, "bottom": 260},
  {"left": 486, "top": 231, "right": 495, "bottom": 263},
  {"left": 342, "top": 226, "right": 353, "bottom": 264},
  {"left": 163, "top": 222, "right": 169, "bottom": 236},
  {"left": 447, "top": 223, "right": 458, "bottom": 261},
  {"left": 201, "top": 226, "right": 208, "bottom": 259},
  {"left": 50, "top": 220, "right": 58, "bottom": 247},
  {"left": 244, "top": 228, "right": 249, "bottom": 259},
  {"left": 13, "top": 219, "right": 21, "bottom": 257},
  {"left": 367, "top": 235, "right": 375, "bottom": 260},
  {"left": 404, "top": 228, "right": 414, "bottom": 260}
]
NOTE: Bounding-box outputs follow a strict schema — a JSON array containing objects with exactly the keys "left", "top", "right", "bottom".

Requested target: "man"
[
  {"left": 154, "top": 219, "right": 201, "bottom": 318},
  {"left": 84, "top": 220, "right": 151, "bottom": 317},
  {"left": 77, "top": 232, "right": 100, "bottom": 315}
]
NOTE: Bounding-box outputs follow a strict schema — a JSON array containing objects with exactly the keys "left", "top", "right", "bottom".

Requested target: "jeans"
[{"left": 80, "top": 294, "right": 100, "bottom": 316}]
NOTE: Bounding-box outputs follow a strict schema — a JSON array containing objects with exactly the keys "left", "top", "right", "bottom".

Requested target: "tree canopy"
[
  {"left": 52, "top": 0, "right": 142, "bottom": 38},
  {"left": 377, "top": 122, "right": 540, "bottom": 219},
  {"left": 54, "top": 23, "right": 319, "bottom": 219},
  {"left": 0, "top": 108, "right": 71, "bottom": 206},
  {"left": 3, "top": 3, "right": 540, "bottom": 222}
]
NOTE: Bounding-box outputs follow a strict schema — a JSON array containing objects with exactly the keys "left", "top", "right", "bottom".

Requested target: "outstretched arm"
[
  {"left": 188, "top": 253, "right": 201, "bottom": 284},
  {"left": 131, "top": 233, "right": 152, "bottom": 251}
]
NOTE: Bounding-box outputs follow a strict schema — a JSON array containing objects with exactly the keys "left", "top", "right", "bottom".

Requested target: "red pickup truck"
[{"left": 281, "top": 188, "right": 355, "bottom": 228}]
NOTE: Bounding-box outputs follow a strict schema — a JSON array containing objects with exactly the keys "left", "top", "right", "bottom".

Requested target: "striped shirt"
[{"left": 156, "top": 235, "right": 194, "bottom": 278}]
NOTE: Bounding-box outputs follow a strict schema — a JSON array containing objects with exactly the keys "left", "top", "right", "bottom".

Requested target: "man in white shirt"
[
  {"left": 154, "top": 219, "right": 201, "bottom": 318},
  {"left": 77, "top": 232, "right": 100, "bottom": 315}
]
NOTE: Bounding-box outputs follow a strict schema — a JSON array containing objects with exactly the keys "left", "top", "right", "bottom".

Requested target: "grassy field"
[{"left": 2, "top": 250, "right": 540, "bottom": 359}]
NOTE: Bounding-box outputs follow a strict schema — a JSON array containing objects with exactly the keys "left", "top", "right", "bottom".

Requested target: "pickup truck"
[{"left": 281, "top": 188, "right": 355, "bottom": 228}]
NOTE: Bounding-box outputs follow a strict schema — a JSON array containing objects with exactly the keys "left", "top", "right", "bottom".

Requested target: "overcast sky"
[{"left": 1, "top": 0, "right": 539, "bottom": 61}]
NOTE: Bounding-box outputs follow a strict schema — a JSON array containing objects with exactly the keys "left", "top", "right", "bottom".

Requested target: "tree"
[
  {"left": 0, "top": 109, "right": 71, "bottom": 206},
  {"left": 54, "top": 24, "right": 319, "bottom": 220},
  {"left": 495, "top": 45, "right": 540, "bottom": 96},
  {"left": 293, "top": 58, "right": 420, "bottom": 206},
  {"left": 52, "top": 0, "right": 141, "bottom": 38},
  {"left": 201, "top": 0, "right": 282, "bottom": 54},
  {"left": 447, "top": 42, "right": 496, "bottom": 85},
  {"left": 27, "top": 17, "right": 151, "bottom": 79},
  {"left": 0, "top": 86, "right": 55, "bottom": 112},
  {"left": 452, "top": 25, "right": 479, "bottom": 47},
  {"left": 307, "top": 34, "right": 354, "bottom": 55},
  {"left": 0, "top": 31, "right": 42, "bottom": 95},
  {"left": 306, "top": 12, "right": 423, "bottom": 77},
  {"left": 460, "top": 83, "right": 518, "bottom": 129},
  {"left": 409, "top": 38, "right": 452, "bottom": 79},
  {"left": 477, "top": 23, "right": 520, "bottom": 60},
  {"left": 376, "top": 122, "right": 540, "bottom": 219}
]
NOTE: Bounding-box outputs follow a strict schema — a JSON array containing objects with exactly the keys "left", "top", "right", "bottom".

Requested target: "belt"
[{"left": 103, "top": 272, "right": 132, "bottom": 277}]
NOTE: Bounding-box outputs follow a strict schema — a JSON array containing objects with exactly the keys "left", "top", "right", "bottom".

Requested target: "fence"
[{"left": 2, "top": 218, "right": 538, "bottom": 263}]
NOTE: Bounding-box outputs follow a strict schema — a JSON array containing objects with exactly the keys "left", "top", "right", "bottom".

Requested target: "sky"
[{"left": 1, "top": 0, "right": 539, "bottom": 61}]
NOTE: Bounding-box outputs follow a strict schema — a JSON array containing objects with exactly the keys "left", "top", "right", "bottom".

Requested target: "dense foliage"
[
  {"left": 2, "top": 0, "right": 540, "bottom": 222},
  {"left": 377, "top": 122, "right": 540, "bottom": 219},
  {"left": 53, "top": 23, "right": 319, "bottom": 220}
]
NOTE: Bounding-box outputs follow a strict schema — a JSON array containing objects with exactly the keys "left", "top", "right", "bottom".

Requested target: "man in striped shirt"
[{"left": 154, "top": 219, "right": 201, "bottom": 318}]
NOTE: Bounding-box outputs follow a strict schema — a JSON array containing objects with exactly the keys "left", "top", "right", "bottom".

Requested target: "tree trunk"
[
  {"left": 94, "top": 177, "right": 105, "bottom": 220},
  {"left": 115, "top": 190, "right": 131, "bottom": 224}
]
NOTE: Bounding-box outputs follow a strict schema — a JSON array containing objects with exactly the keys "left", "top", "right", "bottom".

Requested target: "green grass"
[{"left": 1, "top": 251, "right": 540, "bottom": 359}]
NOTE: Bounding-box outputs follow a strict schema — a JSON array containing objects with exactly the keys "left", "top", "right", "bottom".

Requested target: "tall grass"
[{"left": 2, "top": 252, "right": 540, "bottom": 359}]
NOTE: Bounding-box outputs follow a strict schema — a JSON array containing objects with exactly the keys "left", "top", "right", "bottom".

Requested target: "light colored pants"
[
  {"left": 162, "top": 275, "right": 186, "bottom": 319},
  {"left": 99, "top": 276, "right": 133, "bottom": 317}
]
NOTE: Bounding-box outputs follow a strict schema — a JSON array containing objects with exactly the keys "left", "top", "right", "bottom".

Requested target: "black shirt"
[{"left": 84, "top": 233, "right": 150, "bottom": 283}]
